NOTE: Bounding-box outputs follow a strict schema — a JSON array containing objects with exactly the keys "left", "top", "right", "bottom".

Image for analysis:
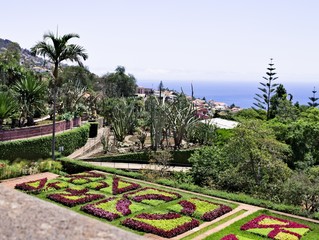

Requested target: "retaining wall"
[{"left": 0, "top": 118, "right": 81, "bottom": 141}]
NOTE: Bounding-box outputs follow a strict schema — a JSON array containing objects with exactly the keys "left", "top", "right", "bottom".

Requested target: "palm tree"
[{"left": 31, "top": 32, "right": 88, "bottom": 159}]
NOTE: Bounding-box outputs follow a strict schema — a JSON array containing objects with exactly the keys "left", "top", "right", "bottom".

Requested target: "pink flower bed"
[
  {"left": 169, "top": 197, "right": 232, "bottom": 221},
  {"left": 240, "top": 214, "right": 310, "bottom": 239},
  {"left": 81, "top": 197, "right": 143, "bottom": 221},
  {"left": 112, "top": 177, "right": 141, "bottom": 195},
  {"left": 122, "top": 212, "right": 200, "bottom": 238},
  {"left": 47, "top": 192, "right": 105, "bottom": 207},
  {"left": 15, "top": 178, "right": 47, "bottom": 192},
  {"left": 124, "top": 187, "right": 182, "bottom": 205}
]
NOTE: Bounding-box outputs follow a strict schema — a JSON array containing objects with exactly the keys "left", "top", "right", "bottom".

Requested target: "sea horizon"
[{"left": 137, "top": 79, "right": 316, "bottom": 109}]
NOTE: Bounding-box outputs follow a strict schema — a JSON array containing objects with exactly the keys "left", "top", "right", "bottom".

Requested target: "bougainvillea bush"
[
  {"left": 47, "top": 190, "right": 105, "bottom": 207},
  {"left": 15, "top": 178, "right": 69, "bottom": 193},
  {"left": 221, "top": 234, "right": 253, "bottom": 240},
  {"left": 98, "top": 177, "right": 141, "bottom": 195},
  {"left": 124, "top": 187, "right": 182, "bottom": 206},
  {"left": 122, "top": 212, "right": 200, "bottom": 238},
  {"left": 81, "top": 197, "right": 145, "bottom": 221},
  {"left": 240, "top": 214, "right": 310, "bottom": 240},
  {"left": 168, "top": 197, "right": 232, "bottom": 221}
]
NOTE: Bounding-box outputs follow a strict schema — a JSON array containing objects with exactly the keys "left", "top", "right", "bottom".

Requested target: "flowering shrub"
[
  {"left": 81, "top": 197, "right": 145, "bottom": 221},
  {"left": 124, "top": 187, "right": 182, "bottom": 206},
  {"left": 47, "top": 191, "right": 104, "bottom": 207},
  {"left": 99, "top": 177, "right": 141, "bottom": 195},
  {"left": 168, "top": 198, "right": 232, "bottom": 221},
  {"left": 122, "top": 212, "right": 200, "bottom": 238},
  {"left": 240, "top": 215, "right": 310, "bottom": 239},
  {"left": 221, "top": 234, "right": 253, "bottom": 240}
]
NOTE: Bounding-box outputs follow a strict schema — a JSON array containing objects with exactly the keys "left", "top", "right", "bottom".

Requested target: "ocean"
[{"left": 137, "top": 79, "right": 315, "bottom": 109}]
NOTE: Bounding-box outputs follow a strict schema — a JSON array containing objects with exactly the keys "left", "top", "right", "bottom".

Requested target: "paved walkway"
[
  {"left": 68, "top": 127, "right": 106, "bottom": 159},
  {"left": 86, "top": 161, "right": 191, "bottom": 172}
]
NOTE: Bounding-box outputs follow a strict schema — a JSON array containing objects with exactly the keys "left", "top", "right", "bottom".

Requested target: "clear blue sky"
[{"left": 2, "top": 0, "right": 319, "bottom": 84}]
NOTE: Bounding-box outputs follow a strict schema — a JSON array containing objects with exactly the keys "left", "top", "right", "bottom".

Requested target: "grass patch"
[
  {"left": 181, "top": 209, "right": 247, "bottom": 240},
  {"left": 204, "top": 210, "right": 319, "bottom": 240}
]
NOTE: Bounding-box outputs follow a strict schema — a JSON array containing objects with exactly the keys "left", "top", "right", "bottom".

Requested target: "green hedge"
[
  {"left": 58, "top": 157, "right": 314, "bottom": 219},
  {"left": 83, "top": 149, "right": 197, "bottom": 166},
  {"left": 0, "top": 124, "right": 90, "bottom": 161}
]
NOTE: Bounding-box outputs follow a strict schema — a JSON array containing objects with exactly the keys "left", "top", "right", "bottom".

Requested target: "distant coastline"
[{"left": 138, "top": 79, "right": 315, "bottom": 108}]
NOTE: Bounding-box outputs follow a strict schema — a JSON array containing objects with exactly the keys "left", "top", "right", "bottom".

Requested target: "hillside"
[{"left": 0, "top": 38, "right": 51, "bottom": 73}]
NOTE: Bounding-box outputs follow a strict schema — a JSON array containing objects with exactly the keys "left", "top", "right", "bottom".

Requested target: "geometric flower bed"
[
  {"left": 58, "top": 171, "right": 106, "bottom": 185},
  {"left": 221, "top": 234, "right": 254, "bottom": 240},
  {"left": 47, "top": 190, "right": 105, "bottom": 207},
  {"left": 98, "top": 177, "right": 141, "bottom": 195},
  {"left": 124, "top": 187, "right": 182, "bottom": 206},
  {"left": 122, "top": 212, "right": 200, "bottom": 238},
  {"left": 81, "top": 197, "right": 145, "bottom": 221},
  {"left": 168, "top": 197, "right": 232, "bottom": 221},
  {"left": 240, "top": 215, "right": 311, "bottom": 240},
  {"left": 15, "top": 178, "right": 69, "bottom": 194}
]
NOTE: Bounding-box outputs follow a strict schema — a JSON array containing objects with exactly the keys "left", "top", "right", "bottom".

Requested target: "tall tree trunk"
[{"left": 52, "top": 86, "right": 57, "bottom": 160}]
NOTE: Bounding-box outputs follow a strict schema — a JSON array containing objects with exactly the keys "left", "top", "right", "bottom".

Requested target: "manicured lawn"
[
  {"left": 15, "top": 171, "right": 236, "bottom": 237},
  {"left": 205, "top": 210, "right": 319, "bottom": 240}
]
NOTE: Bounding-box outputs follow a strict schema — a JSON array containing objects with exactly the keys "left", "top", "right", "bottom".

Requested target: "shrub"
[
  {"left": 85, "top": 149, "right": 197, "bottom": 166},
  {"left": 0, "top": 123, "right": 90, "bottom": 161}
]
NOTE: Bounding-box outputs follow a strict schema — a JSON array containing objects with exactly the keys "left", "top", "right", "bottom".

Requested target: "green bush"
[
  {"left": 59, "top": 157, "right": 144, "bottom": 179},
  {"left": 0, "top": 123, "right": 90, "bottom": 161},
  {"left": 85, "top": 149, "right": 197, "bottom": 166}
]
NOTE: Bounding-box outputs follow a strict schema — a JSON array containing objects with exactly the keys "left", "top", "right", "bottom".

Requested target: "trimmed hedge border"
[
  {"left": 0, "top": 124, "right": 90, "bottom": 161},
  {"left": 83, "top": 149, "right": 197, "bottom": 166},
  {"left": 58, "top": 158, "right": 317, "bottom": 220}
]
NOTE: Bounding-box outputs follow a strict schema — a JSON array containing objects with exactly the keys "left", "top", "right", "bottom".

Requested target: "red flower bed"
[
  {"left": 122, "top": 212, "right": 200, "bottom": 238},
  {"left": 169, "top": 197, "right": 232, "bottom": 221},
  {"left": 81, "top": 197, "right": 137, "bottom": 221},
  {"left": 112, "top": 177, "right": 141, "bottom": 195},
  {"left": 15, "top": 178, "right": 47, "bottom": 193},
  {"left": 65, "top": 187, "right": 89, "bottom": 195},
  {"left": 202, "top": 204, "right": 232, "bottom": 221},
  {"left": 240, "top": 214, "right": 310, "bottom": 239},
  {"left": 221, "top": 234, "right": 238, "bottom": 240},
  {"left": 124, "top": 187, "right": 181, "bottom": 205},
  {"left": 47, "top": 192, "right": 105, "bottom": 207}
]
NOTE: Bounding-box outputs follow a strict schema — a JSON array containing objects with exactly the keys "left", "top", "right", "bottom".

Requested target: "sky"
[{"left": 1, "top": 0, "right": 319, "bottom": 86}]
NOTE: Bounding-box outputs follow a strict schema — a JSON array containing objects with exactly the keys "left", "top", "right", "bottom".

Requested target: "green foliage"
[
  {"left": 233, "top": 108, "right": 266, "bottom": 121},
  {"left": 0, "top": 123, "right": 89, "bottom": 160},
  {"left": 0, "top": 91, "right": 18, "bottom": 128},
  {"left": 85, "top": 149, "right": 195, "bottom": 166},
  {"left": 102, "top": 66, "right": 137, "bottom": 98},
  {"left": 189, "top": 146, "right": 226, "bottom": 186},
  {"left": 0, "top": 159, "right": 62, "bottom": 180},
  {"left": 186, "top": 122, "right": 216, "bottom": 145}
]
